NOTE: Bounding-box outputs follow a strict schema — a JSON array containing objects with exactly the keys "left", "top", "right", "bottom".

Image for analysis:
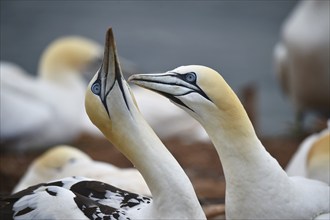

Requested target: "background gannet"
[
  {"left": 0, "top": 29, "right": 205, "bottom": 219},
  {"left": 286, "top": 120, "right": 330, "bottom": 185},
  {"left": 273, "top": 0, "right": 330, "bottom": 128},
  {"left": 1, "top": 38, "right": 209, "bottom": 152},
  {"left": 39, "top": 35, "right": 210, "bottom": 144},
  {"left": 13, "top": 145, "right": 151, "bottom": 195},
  {"left": 0, "top": 36, "right": 103, "bottom": 151},
  {"left": 129, "top": 65, "right": 330, "bottom": 219}
]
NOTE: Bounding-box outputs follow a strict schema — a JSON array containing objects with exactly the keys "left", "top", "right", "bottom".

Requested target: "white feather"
[
  {"left": 13, "top": 145, "right": 151, "bottom": 196},
  {"left": 286, "top": 120, "right": 330, "bottom": 185}
]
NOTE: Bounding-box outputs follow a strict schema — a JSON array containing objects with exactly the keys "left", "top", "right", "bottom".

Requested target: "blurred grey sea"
[{"left": 0, "top": 0, "right": 299, "bottom": 136}]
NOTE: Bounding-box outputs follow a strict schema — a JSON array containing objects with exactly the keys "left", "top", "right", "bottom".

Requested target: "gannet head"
[
  {"left": 306, "top": 131, "right": 330, "bottom": 184},
  {"left": 12, "top": 145, "right": 91, "bottom": 193},
  {"left": 85, "top": 28, "right": 139, "bottom": 144},
  {"left": 38, "top": 36, "right": 102, "bottom": 81},
  {"left": 129, "top": 65, "right": 241, "bottom": 120},
  {"left": 34, "top": 145, "right": 91, "bottom": 174}
]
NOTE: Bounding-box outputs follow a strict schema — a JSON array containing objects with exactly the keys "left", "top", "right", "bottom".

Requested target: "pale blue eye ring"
[
  {"left": 185, "top": 72, "right": 196, "bottom": 82},
  {"left": 91, "top": 82, "right": 101, "bottom": 95}
]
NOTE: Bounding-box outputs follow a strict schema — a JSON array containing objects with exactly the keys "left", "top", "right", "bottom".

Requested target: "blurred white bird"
[
  {"left": 13, "top": 145, "right": 151, "bottom": 195},
  {"left": 0, "top": 36, "right": 104, "bottom": 151},
  {"left": 273, "top": 0, "right": 330, "bottom": 127},
  {"left": 286, "top": 120, "right": 330, "bottom": 185},
  {"left": 1, "top": 37, "right": 209, "bottom": 152},
  {"left": 130, "top": 65, "right": 330, "bottom": 219}
]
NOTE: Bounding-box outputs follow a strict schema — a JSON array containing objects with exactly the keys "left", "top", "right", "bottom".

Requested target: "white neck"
[
  {"left": 101, "top": 93, "right": 205, "bottom": 218},
  {"left": 195, "top": 96, "right": 289, "bottom": 196}
]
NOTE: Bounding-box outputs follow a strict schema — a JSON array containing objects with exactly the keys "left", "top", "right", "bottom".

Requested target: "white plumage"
[
  {"left": 0, "top": 36, "right": 103, "bottom": 151},
  {"left": 273, "top": 0, "right": 330, "bottom": 122},
  {"left": 1, "top": 36, "right": 209, "bottom": 152},
  {"left": 8, "top": 176, "right": 151, "bottom": 220},
  {"left": 286, "top": 120, "right": 330, "bottom": 185},
  {"left": 0, "top": 29, "right": 206, "bottom": 219},
  {"left": 13, "top": 145, "right": 151, "bottom": 195},
  {"left": 130, "top": 65, "right": 330, "bottom": 219}
]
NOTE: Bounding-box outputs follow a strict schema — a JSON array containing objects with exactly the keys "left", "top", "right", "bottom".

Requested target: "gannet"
[
  {"left": 129, "top": 65, "right": 330, "bottom": 219},
  {"left": 13, "top": 145, "right": 151, "bottom": 196},
  {"left": 286, "top": 120, "right": 330, "bottom": 185},
  {"left": 0, "top": 36, "right": 103, "bottom": 151},
  {"left": 273, "top": 0, "right": 330, "bottom": 126},
  {"left": 0, "top": 30, "right": 206, "bottom": 219},
  {"left": 132, "top": 85, "right": 209, "bottom": 143}
]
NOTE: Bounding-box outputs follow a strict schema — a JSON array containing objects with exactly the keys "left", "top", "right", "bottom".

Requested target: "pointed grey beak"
[
  {"left": 128, "top": 73, "right": 197, "bottom": 111},
  {"left": 129, "top": 71, "right": 212, "bottom": 112},
  {"left": 128, "top": 72, "right": 182, "bottom": 95},
  {"left": 98, "top": 28, "right": 123, "bottom": 100},
  {"left": 87, "top": 28, "right": 132, "bottom": 116}
]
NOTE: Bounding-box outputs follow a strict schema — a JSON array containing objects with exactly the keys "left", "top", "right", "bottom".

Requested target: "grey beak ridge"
[{"left": 102, "top": 28, "right": 123, "bottom": 81}]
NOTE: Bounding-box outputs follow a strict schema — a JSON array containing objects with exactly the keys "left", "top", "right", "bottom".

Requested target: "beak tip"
[
  {"left": 105, "top": 28, "right": 114, "bottom": 46},
  {"left": 101, "top": 27, "right": 123, "bottom": 79},
  {"left": 127, "top": 75, "right": 135, "bottom": 82},
  {"left": 104, "top": 28, "right": 115, "bottom": 60},
  {"left": 128, "top": 75, "right": 144, "bottom": 84},
  {"left": 106, "top": 27, "right": 113, "bottom": 36}
]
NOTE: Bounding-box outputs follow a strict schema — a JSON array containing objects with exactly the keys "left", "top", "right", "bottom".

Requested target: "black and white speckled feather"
[{"left": 0, "top": 176, "right": 152, "bottom": 220}]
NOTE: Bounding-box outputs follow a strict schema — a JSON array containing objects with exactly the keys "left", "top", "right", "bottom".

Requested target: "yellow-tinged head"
[
  {"left": 85, "top": 28, "right": 140, "bottom": 150},
  {"left": 307, "top": 132, "right": 330, "bottom": 166},
  {"left": 129, "top": 65, "right": 236, "bottom": 112},
  {"left": 38, "top": 36, "right": 102, "bottom": 80},
  {"left": 306, "top": 131, "right": 330, "bottom": 184},
  {"left": 34, "top": 145, "right": 91, "bottom": 172},
  {"left": 129, "top": 65, "right": 255, "bottom": 136}
]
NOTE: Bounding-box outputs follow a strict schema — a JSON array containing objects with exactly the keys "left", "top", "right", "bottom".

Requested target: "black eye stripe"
[
  {"left": 171, "top": 72, "right": 212, "bottom": 102},
  {"left": 91, "top": 70, "right": 110, "bottom": 116},
  {"left": 146, "top": 88, "right": 195, "bottom": 113},
  {"left": 91, "top": 68, "right": 103, "bottom": 96}
]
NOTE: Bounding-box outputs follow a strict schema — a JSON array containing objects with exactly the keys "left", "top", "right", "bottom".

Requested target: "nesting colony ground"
[{"left": 0, "top": 133, "right": 302, "bottom": 205}]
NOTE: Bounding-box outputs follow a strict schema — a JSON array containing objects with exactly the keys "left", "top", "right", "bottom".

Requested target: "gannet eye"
[
  {"left": 91, "top": 82, "right": 101, "bottom": 95},
  {"left": 185, "top": 72, "right": 196, "bottom": 83}
]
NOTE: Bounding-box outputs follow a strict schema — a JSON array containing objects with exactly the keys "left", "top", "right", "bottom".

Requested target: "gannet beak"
[
  {"left": 97, "top": 28, "right": 123, "bottom": 101},
  {"left": 128, "top": 72, "right": 199, "bottom": 111},
  {"left": 89, "top": 28, "right": 132, "bottom": 114},
  {"left": 129, "top": 71, "right": 201, "bottom": 94},
  {"left": 88, "top": 28, "right": 135, "bottom": 116}
]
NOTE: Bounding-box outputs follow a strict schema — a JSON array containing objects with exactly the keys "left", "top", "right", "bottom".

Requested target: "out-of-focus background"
[
  {"left": 1, "top": 1, "right": 329, "bottom": 218},
  {"left": 1, "top": 0, "right": 299, "bottom": 136}
]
